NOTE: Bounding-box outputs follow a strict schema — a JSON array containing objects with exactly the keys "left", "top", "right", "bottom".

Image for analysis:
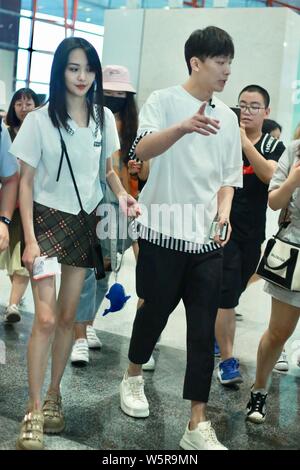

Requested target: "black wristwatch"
[{"left": 0, "top": 216, "right": 11, "bottom": 226}]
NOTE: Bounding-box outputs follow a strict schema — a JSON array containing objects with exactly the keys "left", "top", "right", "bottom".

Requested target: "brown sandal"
[
  {"left": 42, "top": 391, "right": 65, "bottom": 434},
  {"left": 16, "top": 411, "right": 44, "bottom": 450}
]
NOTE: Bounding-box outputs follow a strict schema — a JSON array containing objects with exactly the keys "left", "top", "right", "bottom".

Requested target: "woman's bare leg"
[
  {"left": 49, "top": 265, "right": 86, "bottom": 393},
  {"left": 27, "top": 276, "right": 57, "bottom": 411},
  {"left": 254, "top": 297, "right": 300, "bottom": 390}
]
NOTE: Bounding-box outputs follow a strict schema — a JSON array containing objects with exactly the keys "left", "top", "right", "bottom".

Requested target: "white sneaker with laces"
[
  {"left": 5, "top": 304, "right": 21, "bottom": 323},
  {"left": 86, "top": 325, "right": 102, "bottom": 349},
  {"left": 142, "top": 354, "right": 155, "bottom": 371},
  {"left": 120, "top": 373, "right": 149, "bottom": 418},
  {"left": 273, "top": 349, "right": 289, "bottom": 372},
  {"left": 70, "top": 339, "right": 89, "bottom": 365},
  {"left": 180, "top": 421, "right": 227, "bottom": 450}
]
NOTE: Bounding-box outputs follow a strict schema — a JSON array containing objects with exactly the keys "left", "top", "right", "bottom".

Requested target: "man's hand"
[
  {"left": 213, "top": 217, "right": 232, "bottom": 247},
  {"left": 22, "top": 241, "right": 40, "bottom": 273},
  {"left": 119, "top": 193, "right": 141, "bottom": 218},
  {"left": 180, "top": 102, "right": 220, "bottom": 136},
  {"left": 0, "top": 223, "right": 9, "bottom": 252},
  {"left": 240, "top": 122, "right": 252, "bottom": 150}
]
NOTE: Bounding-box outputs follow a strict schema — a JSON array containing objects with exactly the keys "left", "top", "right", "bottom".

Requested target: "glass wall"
[
  {"left": 0, "top": 1, "right": 104, "bottom": 104},
  {"left": 0, "top": 0, "right": 299, "bottom": 106}
]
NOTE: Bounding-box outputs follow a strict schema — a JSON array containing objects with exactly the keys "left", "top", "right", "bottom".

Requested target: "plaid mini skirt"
[{"left": 30, "top": 202, "right": 98, "bottom": 268}]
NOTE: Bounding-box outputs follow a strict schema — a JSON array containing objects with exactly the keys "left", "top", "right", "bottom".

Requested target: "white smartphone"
[
  {"left": 32, "top": 256, "right": 61, "bottom": 280},
  {"left": 209, "top": 222, "right": 228, "bottom": 241}
]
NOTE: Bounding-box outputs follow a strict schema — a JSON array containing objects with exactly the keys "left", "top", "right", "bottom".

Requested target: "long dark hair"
[
  {"left": 48, "top": 37, "right": 104, "bottom": 130},
  {"left": 6, "top": 88, "right": 39, "bottom": 128},
  {"left": 118, "top": 93, "right": 138, "bottom": 165}
]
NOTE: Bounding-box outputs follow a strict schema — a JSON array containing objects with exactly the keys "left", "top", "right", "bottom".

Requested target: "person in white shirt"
[
  {"left": 120, "top": 26, "right": 243, "bottom": 450},
  {"left": 0, "top": 120, "right": 18, "bottom": 252},
  {"left": 10, "top": 37, "right": 139, "bottom": 451}
]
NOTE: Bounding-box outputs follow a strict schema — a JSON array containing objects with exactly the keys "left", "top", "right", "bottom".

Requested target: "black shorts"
[{"left": 219, "top": 238, "right": 262, "bottom": 309}]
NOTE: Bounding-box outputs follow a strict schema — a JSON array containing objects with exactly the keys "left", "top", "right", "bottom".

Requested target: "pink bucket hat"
[{"left": 102, "top": 65, "right": 136, "bottom": 93}]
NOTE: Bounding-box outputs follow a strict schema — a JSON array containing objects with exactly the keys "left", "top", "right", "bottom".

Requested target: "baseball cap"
[{"left": 102, "top": 65, "right": 136, "bottom": 93}]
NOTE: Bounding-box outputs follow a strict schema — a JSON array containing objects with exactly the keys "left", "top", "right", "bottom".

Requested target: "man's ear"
[
  {"left": 265, "top": 107, "right": 271, "bottom": 117},
  {"left": 190, "top": 57, "right": 201, "bottom": 72}
]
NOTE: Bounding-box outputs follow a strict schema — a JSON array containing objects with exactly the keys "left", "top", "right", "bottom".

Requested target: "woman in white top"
[
  {"left": 10, "top": 37, "right": 139, "bottom": 451},
  {"left": 246, "top": 140, "right": 300, "bottom": 424}
]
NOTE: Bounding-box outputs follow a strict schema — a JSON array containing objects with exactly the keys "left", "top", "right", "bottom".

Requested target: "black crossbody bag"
[{"left": 56, "top": 128, "right": 105, "bottom": 280}]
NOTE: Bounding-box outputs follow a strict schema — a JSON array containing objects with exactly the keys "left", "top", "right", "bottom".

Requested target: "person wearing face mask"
[
  {"left": 70, "top": 65, "right": 150, "bottom": 367},
  {"left": 103, "top": 65, "right": 140, "bottom": 195},
  {"left": 0, "top": 88, "right": 39, "bottom": 323}
]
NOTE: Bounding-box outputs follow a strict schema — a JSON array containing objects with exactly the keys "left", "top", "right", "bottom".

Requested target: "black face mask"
[{"left": 104, "top": 96, "right": 126, "bottom": 114}]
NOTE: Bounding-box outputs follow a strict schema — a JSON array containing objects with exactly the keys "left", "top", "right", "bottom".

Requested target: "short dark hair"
[
  {"left": 262, "top": 118, "right": 282, "bottom": 135},
  {"left": 184, "top": 26, "right": 234, "bottom": 75},
  {"left": 239, "top": 84, "right": 270, "bottom": 108},
  {"left": 48, "top": 37, "right": 104, "bottom": 130},
  {"left": 6, "top": 88, "right": 39, "bottom": 128}
]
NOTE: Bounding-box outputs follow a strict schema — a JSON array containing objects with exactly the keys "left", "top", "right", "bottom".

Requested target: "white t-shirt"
[
  {"left": 137, "top": 85, "right": 243, "bottom": 244},
  {"left": 10, "top": 105, "right": 119, "bottom": 215},
  {"left": 0, "top": 123, "right": 18, "bottom": 178}
]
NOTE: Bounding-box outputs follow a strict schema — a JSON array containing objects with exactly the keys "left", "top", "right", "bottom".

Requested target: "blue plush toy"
[{"left": 102, "top": 283, "right": 131, "bottom": 316}]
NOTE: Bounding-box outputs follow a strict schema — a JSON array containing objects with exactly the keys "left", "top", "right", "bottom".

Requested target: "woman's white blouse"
[{"left": 10, "top": 105, "right": 119, "bottom": 215}]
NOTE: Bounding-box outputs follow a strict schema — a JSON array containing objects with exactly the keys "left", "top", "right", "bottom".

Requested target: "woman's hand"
[
  {"left": 118, "top": 193, "right": 141, "bottom": 218},
  {"left": 22, "top": 240, "right": 40, "bottom": 273},
  {"left": 287, "top": 161, "right": 300, "bottom": 190},
  {"left": 128, "top": 160, "right": 143, "bottom": 176}
]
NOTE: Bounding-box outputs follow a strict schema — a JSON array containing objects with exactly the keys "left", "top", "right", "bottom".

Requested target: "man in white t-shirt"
[
  {"left": 0, "top": 119, "right": 18, "bottom": 252},
  {"left": 120, "top": 26, "right": 242, "bottom": 450}
]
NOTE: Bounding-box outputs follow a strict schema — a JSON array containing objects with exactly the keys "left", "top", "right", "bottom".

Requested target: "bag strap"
[
  {"left": 264, "top": 246, "right": 298, "bottom": 271},
  {"left": 274, "top": 220, "right": 291, "bottom": 239},
  {"left": 56, "top": 127, "right": 96, "bottom": 249},
  {"left": 57, "top": 127, "right": 85, "bottom": 212}
]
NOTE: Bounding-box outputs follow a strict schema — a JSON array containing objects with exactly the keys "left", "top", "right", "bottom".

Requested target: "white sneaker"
[
  {"left": 120, "top": 373, "right": 149, "bottom": 418},
  {"left": 86, "top": 325, "right": 102, "bottom": 349},
  {"left": 180, "top": 421, "right": 227, "bottom": 450},
  {"left": 70, "top": 339, "right": 89, "bottom": 365},
  {"left": 5, "top": 304, "right": 21, "bottom": 323},
  {"left": 142, "top": 354, "right": 155, "bottom": 371},
  {"left": 274, "top": 350, "right": 289, "bottom": 372}
]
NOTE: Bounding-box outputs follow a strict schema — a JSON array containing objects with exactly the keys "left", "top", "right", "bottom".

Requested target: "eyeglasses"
[{"left": 238, "top": 104, "right": 266, "bottom": 115}]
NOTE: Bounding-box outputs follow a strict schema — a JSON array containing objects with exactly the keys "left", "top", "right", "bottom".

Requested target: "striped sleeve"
[{"left": 128, "top": 130, "right": 152, "bottom": 162}]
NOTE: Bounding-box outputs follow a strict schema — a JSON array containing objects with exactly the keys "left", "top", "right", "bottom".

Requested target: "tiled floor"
[{"left": 1, "top": 249, "right": 300, "bottom": 450}]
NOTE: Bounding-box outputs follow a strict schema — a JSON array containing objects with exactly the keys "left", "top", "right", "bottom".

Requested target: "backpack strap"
[{"left": 260, "top": 133, "right": 280, "bottom": 156}]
